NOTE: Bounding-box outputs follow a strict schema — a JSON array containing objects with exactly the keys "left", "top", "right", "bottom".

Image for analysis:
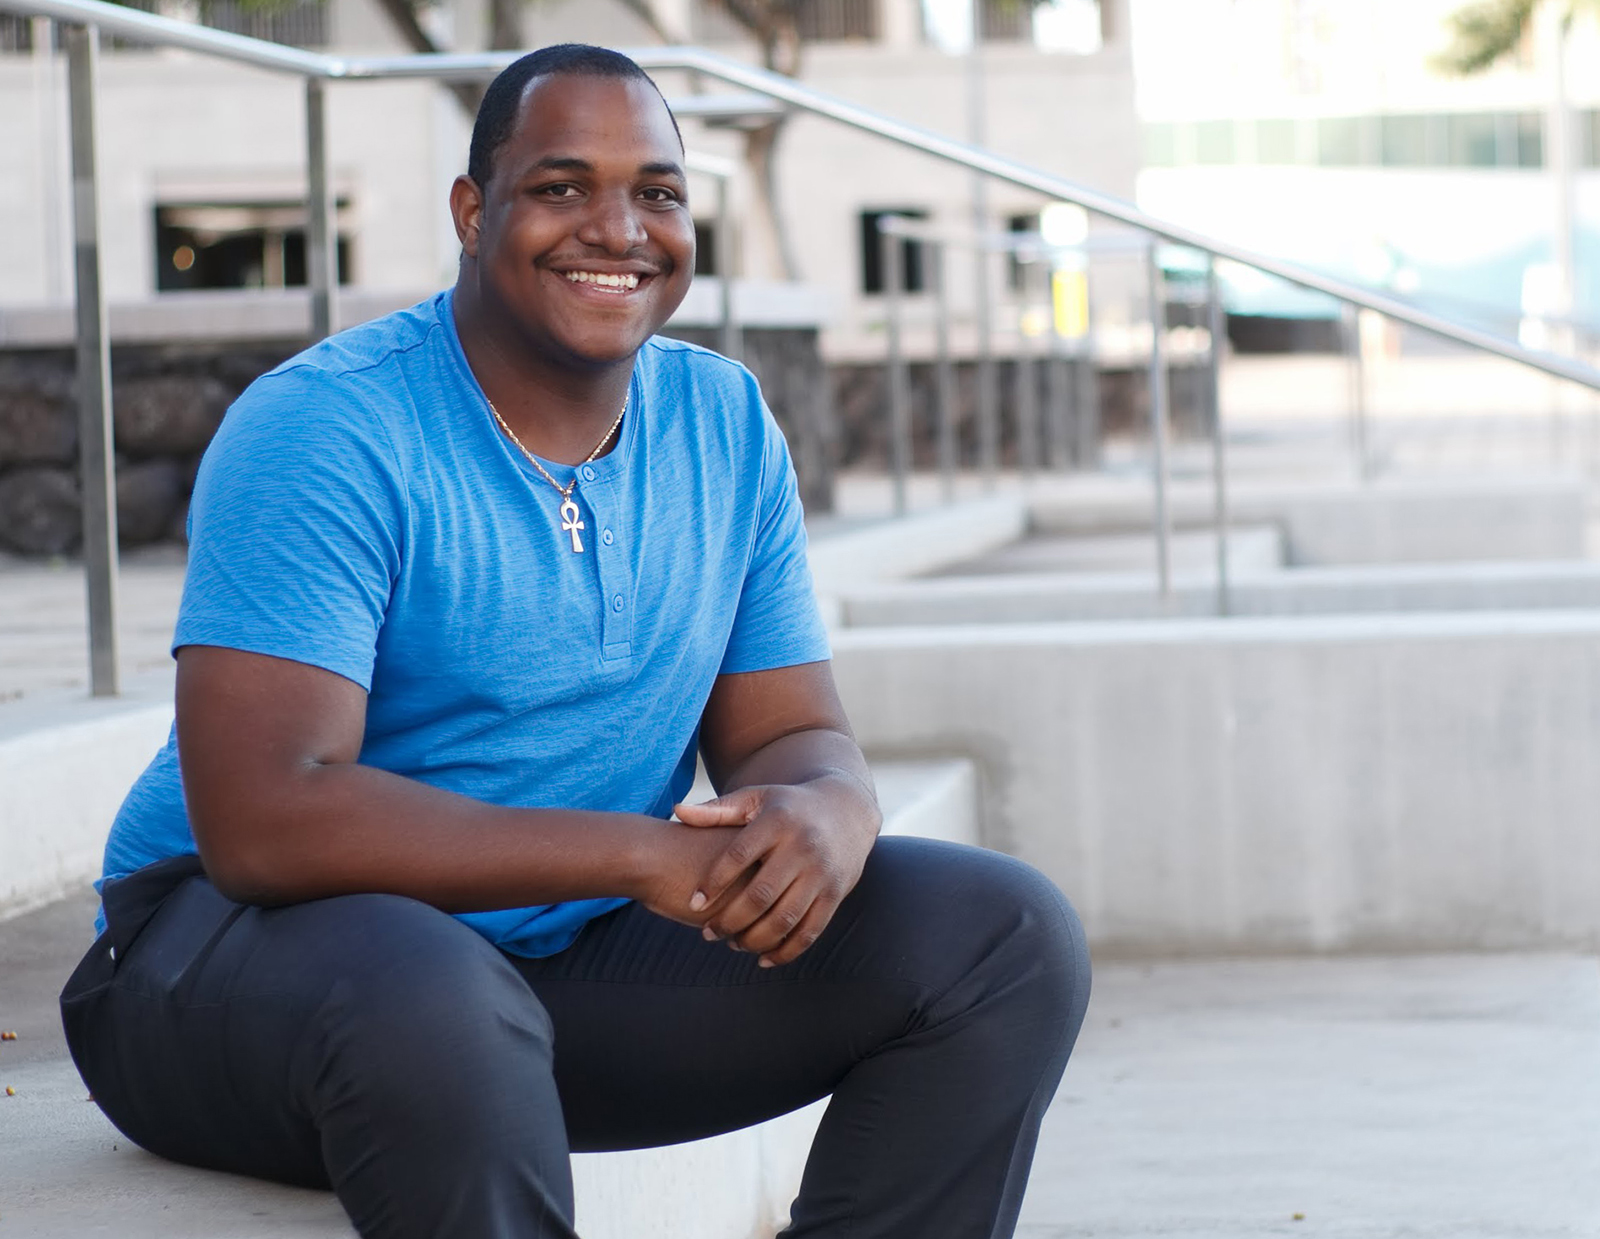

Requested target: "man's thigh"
[
  {"left": 512, "top": 834, "right": 1080, "bottom": 1153},
  {"left": 65, "top": 869, "right": 553, "bottom": 1188}
]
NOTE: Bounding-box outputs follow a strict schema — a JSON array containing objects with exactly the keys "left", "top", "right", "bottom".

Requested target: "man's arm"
[
  {"left": 176, "top": 644, "right": 741, "bottom": 924},
  {"left": 676, "top": 660, "right": 882, "bottom": 968}
]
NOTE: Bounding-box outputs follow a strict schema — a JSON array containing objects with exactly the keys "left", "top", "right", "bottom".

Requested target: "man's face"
[{"left": 460, "top": 73, "right": 696, "bottom": 368}]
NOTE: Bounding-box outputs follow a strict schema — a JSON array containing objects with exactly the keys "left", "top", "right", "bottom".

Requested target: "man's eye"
[
  {"left": 641, "top": 187, "right": 682, "bottom": 205},
  {"left": 536, "top": 183, "right": 579, "bottom": 199}
]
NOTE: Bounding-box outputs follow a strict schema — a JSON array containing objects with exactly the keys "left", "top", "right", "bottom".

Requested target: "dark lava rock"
[
  {"left": 0, "top": 389, "right": 75, "bottom": 467},
  {"left": 116, "top": 457, "right": 186, "bottom": 547},
  {"left": 113, "top": 375, "right": 231, "bottom": 457},
  {"left": 0, "top": 466, "right": 80, "bottom": 555}
]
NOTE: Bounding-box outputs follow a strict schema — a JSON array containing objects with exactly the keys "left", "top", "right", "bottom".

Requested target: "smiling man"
[{"left": 60, "top": 45, "right": 1090, "bottom": 1239}]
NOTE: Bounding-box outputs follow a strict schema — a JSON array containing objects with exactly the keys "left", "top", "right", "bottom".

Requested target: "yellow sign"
[{"left": 1052, "top": 269, "right": 1089, "bottom": 339}]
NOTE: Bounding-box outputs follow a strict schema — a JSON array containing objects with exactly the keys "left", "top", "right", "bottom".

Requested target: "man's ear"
[{"left": 449, "top": 174, "right": 484, "bottom": 257}]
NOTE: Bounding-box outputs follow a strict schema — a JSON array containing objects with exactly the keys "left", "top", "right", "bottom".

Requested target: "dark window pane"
[
  {"left": 1516, "top": 112, "right": 1543, "bottom": 167},
  {"left": 795, "top": 0, "right": 878, "bottom": 41},
  {"left": 860, "top": 209, "right": 928, "bottom": 294},
  {"left": 693, "top": 221, "right": 717, "bottom": 276},
  {"left": 1007, "top": 212, "right": 1038, "bottom": 291},
  {"left": 1585, "top": 110, "right": 1600, "bottom": 168},
  {"left": 979, "top": 0, "right": 1031, "bottom": 41},
  {"left": 154, "top": 202, "right": 349, "bottom": 291}
]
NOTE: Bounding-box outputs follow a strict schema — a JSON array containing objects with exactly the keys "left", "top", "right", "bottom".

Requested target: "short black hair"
[{"left": 466, "top": 44, "right": 683, "bottom": 191}]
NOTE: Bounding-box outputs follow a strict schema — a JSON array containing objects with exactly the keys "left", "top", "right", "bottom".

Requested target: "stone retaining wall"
[{"left": 0, "top": 327, "right": 828, "bottom": 556}]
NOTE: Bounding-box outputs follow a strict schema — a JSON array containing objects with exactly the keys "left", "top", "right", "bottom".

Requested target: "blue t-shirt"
[{"left": 101, "top": 290, "right": 830, "bottom": 957}]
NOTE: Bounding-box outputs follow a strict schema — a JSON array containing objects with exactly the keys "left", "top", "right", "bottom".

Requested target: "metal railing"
[{"left": 5, "top": 0, "right": 1600, "bottom": 693}]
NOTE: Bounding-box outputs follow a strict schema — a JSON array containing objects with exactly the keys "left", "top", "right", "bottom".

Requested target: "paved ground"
[{"left": 2, "top": 892, "right": 1596, "bottom": 1237}]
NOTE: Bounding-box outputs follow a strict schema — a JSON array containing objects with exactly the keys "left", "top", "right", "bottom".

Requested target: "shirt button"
[
  {"left": 602, "top": 528, "right": 614, "bottom": 546},
  {"left": 611, "top": 594, "right": 625, "bottom": 612},
  {"left": 582, "top": 465, "right": 597, "bottom": 482}
]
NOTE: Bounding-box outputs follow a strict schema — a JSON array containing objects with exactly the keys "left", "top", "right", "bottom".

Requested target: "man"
[{"left": 61, "top": 45, "right": 1090, "bottom": 1239}]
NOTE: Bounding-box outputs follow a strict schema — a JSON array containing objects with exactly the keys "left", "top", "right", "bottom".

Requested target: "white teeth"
[{"left": 564, "top": 271, "right": 640, "bottom": 291}]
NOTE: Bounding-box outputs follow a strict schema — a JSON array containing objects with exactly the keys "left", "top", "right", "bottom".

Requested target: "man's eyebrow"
[{"left": 521, "top": 156, "right": 686, "bottom": 179}]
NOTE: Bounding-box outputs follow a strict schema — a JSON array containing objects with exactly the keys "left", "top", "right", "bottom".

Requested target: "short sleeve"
[
  {"left": 719, "top": 398, "right": 831, "bottom": 675},
  {"left": 173, "top": 368, "right": 406, "bottom": 690}
]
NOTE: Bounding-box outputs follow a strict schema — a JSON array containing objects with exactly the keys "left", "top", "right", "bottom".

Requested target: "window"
[
  {"left": 978, "top": 0, "right": 1031, "bottom": 42},
  {"left": 1142, "top": 123, "right": 1177, "bottom": 168},
  {"left": 693, "top": 220, "right": 718, "bottom": 277},
  {"left": 1316, "top": 117, "right": 1361, "bottom": 166},
  {"left": 1006, "top": 213, "right": 1039, "bottom": 291},
  {"left": 796, "top": 0, "right": 878, "bottom": 41},
  {"left": 115, "top": 0, "right": 327, "bottom": 48},
  {"left": 1254, "top": 118, "right": 1298, "bottom": 165},
  {"left": 1195, "top": 120, "right": 1235, "bottom": 165},
  {"left": 859, "top": 209, "right": 928, "bottom": 295},
  {"left": 1515, "top": 112, "right": 1543, "bottom": 168},
  {"left": 154, "top": 201, "right": 350, "bottom": 292},
  {"left": 1380, "top": 115, "right": 1428, "bottom": 167}
]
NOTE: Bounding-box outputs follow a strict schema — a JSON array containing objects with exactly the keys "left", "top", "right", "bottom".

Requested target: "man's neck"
[{"left": 452, "top": 278, "right": 636, "bottom": 466}]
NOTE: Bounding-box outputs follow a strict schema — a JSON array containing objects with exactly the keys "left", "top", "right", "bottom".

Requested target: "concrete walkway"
[{"left": 3, "top": 890, "right": 1596, "bottom": 1237}]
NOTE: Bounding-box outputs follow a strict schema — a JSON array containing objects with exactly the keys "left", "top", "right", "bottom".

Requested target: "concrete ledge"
[
  {"left": 806, "top": 497, "right": 1028, "bottom": 597},
  {"left": 1028, "top": 478, "right": 1588, "bottom": 566},
  {"left": 833, "top": 610, "right": 1600, "bottom": 953},
  {"left": 0, "top": 734, "right": 976, "bottom": 1238},
  {"left": 0, "top": 672, "right": 175, "bottom": 920},
  {"left": 841, "top": 559, "right": 1600, "bottom": 626}
]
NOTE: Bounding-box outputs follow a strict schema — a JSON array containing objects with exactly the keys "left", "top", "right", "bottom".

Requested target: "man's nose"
[{"left": 577, "top": 191, "right": 647, "bottom": 253}]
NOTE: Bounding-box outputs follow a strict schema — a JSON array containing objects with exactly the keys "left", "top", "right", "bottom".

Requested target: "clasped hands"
[{"left": 645, "top": 775, "right": 880, "bottom": 969}]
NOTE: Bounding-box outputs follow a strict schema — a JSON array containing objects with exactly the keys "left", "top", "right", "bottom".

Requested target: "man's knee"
[{"left": 860, "top": 836, "right": 1091, "bottom": 1046}]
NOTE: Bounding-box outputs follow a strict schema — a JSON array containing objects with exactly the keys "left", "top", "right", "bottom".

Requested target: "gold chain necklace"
[{"left": 487, "top": 394, "right": 627, "bottom": 554}]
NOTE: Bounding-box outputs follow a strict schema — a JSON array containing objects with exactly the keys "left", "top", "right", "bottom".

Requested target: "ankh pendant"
[{"left": 559, "top": 497, "right": 586, "bottom": 553}]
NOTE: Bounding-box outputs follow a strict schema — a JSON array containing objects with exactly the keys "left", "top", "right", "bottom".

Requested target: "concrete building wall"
[{"left": 0, "top": 0, "right": 1141, "bottom": 367}]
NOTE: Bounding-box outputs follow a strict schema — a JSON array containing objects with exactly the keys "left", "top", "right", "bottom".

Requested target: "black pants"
[{"left": 61, "top": 836, "right": 1090, "bottom": 1239}]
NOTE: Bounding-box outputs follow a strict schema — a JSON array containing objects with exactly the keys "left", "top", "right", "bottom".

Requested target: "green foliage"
[
  {"left": 1434, "top": 0, "right": 1537, "bottom": 75},
  {"left": 1434, "top": 0, "right": 1600, "bottom": 75}
]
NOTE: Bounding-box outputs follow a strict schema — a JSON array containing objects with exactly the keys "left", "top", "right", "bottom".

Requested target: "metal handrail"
[
  {"left": 7, "top": 0, "right": 1600, "bottom": 696},
  {"left": 6, "top": 0, "right": 1597, "bottom": 392}
]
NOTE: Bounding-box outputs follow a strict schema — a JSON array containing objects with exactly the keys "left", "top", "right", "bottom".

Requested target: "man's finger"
[
  {"left": 674, "top": 789, "right": 760, "bottom": 828},
  {"left": 690, "top": 813, "right": 783, "bottom": 911},
  {"left": 757, "top": 894, "right": 837, "bottom": 968},
  {"left": 703, "top": 846, "right": 803, "bottom": 940},
  {"left": 729, "top": 876, "right": 817, "bottom": 958}
]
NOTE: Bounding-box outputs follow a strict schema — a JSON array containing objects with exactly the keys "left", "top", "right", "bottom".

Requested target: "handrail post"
[
  {"left": 715, "top": 172, "right": 740, "bottom": 360},
  {"left": 1074, "top": 256, "right": 1100, "bottom": 469},
  {"left": 881, "top": 219, "right": 910, "bottom": 516},
  {"left": 1013, "top": 250, "right": 1039, "bottom": 477},
  {"left": 66, "top": 20, "right": 119, "bottom": 697},
  {"left": 1206, "top": 254, "right": 1229, "bottom": 617},
  {"left": 1342, "top": 302, "right": 1370, "bottom": 482},
  {"left": 1045, "top": 262, "right": 1068, "bottom": 470},
  {"left": 1146, "top": 239, "right": 1172, "bottom": 599},
  {"left": 932, "top": 240, "right": 957, "bottom": 501},
  {"left": 305, "top": 77, "right": 337, "bottom": 341},
  {"left": 975, "top": 235, "right": 998, "bottom": 489}
]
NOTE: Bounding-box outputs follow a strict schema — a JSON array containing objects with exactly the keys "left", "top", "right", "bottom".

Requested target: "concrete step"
[{"left": 0, "top": 759, "right": 978, "bottom": 1239}]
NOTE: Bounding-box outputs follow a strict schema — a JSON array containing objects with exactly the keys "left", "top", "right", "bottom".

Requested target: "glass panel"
[
  {"left": 1317, "top": 117, "right": 1361, "bottom": 166},
  {"left": 1143, "top": 123, "right": 1177, "bottom": 167},
  {"left": 1516, "top": 112, "right": 1543, "bottom": 168},
  {"left": 1446, "top": 113, "right": 1499, "bottom": 167},
  {"left": 1255, "top": 118, "right": 1298, "bottom": 164},
  {"left": 1380, "top": 115, "right": 1428, "bottom": 167},
  {"left": 1195, "top": 119, "right": 1235, "bottom": 164}
]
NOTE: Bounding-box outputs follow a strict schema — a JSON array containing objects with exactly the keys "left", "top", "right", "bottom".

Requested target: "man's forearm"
[
  {"left": 193, "top": 757, "right": 695, "bottom": 912},
  {"left": 713, "top": 726, "right": 881, "bottom": 830}
]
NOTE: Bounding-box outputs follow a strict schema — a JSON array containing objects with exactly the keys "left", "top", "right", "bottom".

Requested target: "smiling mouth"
[{"left": 564, "top": 270, "right": 642, "bottom": 292}]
